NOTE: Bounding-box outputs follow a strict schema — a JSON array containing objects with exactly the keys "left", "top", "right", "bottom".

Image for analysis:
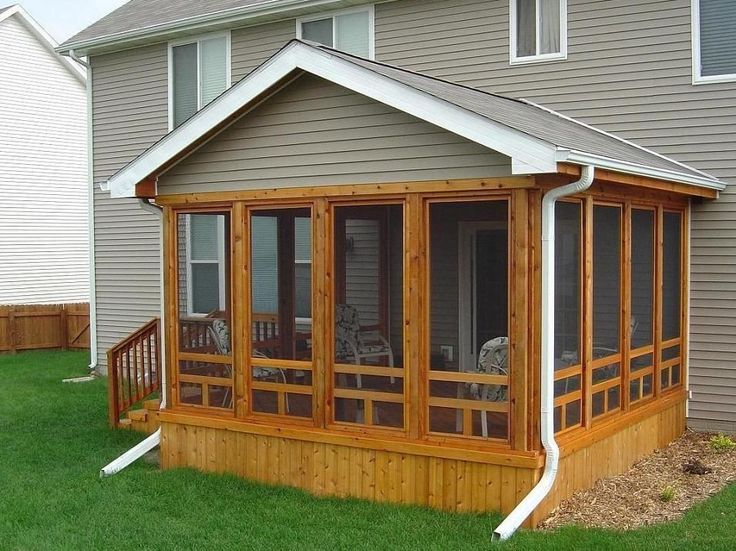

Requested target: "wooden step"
[
  {"left": 118, "top": 418, "right": 133, "bottom": 427},
  {"left": 127, "top": 409, "right": 148, "bottom": 422},
  {"left": 143, "top": 399, "right": 161, "bottom": 411}
]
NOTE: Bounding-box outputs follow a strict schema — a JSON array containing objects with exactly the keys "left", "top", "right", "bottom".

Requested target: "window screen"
[{"left": 699, "top": 0, "right": 736, "bottom": 77}]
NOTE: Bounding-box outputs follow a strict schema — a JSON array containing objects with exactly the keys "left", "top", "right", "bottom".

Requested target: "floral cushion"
[{"left": 209, "top": 319, "right": 230, "bottom": 355}]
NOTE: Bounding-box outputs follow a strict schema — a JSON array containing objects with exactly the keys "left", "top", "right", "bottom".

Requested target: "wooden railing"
[{"left": 108, "top": 318, "right": 161, "bottom": 428}]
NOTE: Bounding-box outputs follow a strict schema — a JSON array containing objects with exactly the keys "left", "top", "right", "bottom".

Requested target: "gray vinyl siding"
[
  {"left": 158, "top": 74, "right": 511, "bottom": 194},
  {"left": 90, "top": 43, "right": 169, "bottom": 373},
  {"left": 374, "top": 0, "right": 736, "bottom": 430},
  {"left": 231, "top": 19, "right": 296, "bottom": 81}
]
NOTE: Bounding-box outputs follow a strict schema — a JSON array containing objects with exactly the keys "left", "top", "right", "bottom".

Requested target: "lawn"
[{"left": 1, "top": 351, "right": 735, "bottom": 550}]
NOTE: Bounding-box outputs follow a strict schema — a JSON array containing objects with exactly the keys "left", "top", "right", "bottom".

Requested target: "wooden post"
[
  {"left": 107, "top": 348, "right": 119, "bottom": 427},
  {"left": 8, "top": 309, "right": 16, "bottom": 354},
  {"left": 60, "top": 306, "right": 69, "bottom": 350}
]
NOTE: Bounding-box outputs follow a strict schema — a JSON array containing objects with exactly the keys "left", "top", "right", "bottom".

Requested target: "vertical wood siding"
[
  {"left": 374, "top": 0, "right": 736, "bottom": 430},
  {"left": 91, "top": 43, "right": 168, "bottom": 372},
  {"left": 0, "top": 15, "right": 88, "bottom": 304}
]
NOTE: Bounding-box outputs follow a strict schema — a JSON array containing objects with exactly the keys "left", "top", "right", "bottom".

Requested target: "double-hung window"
[
  {"left": 170, "top": 34, "right": 230, "bottom": 129},
  {"left": 297, "top": 7, "right": 374, "bottom": 59},
  {"left": 186, "top": 214, "right": 227, "bottom": 316},
  {"left": 693, "top": 0, "right": 736, "bottom": 83},
  {"left": 510, "top": 0, "right": 567, "bottom": 64}
]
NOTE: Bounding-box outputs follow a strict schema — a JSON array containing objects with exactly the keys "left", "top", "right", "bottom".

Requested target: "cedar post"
[
  {"left": 60, "top": 306, "right": 69, "bottom": 350},
  {"left": 8, "top": 309, "right": 16, "bottom": 354}
]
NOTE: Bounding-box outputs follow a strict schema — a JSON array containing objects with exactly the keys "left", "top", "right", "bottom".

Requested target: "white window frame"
[
  {"left": 168, "top": 31, "right": 232, "bottom": 131},
  {"left": 509, "top": 0, "right": 567, "bottom": 65},
  {"left": 185, "top": 214, "right": 227, "bottom": 317},
  {"left": 296, "top": 5, "right": 375, "bottom": 60},
  {"left": 691, "top": 0, "right": 736, "bottom": 85}
]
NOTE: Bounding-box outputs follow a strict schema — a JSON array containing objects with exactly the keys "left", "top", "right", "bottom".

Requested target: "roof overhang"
[
  {"left": 56, "top": 0, "right": 375, "bottom": 56},
  {"left": 106, "top": 41, "right": 562, "bottom": 198},
  {"left": 105, "top": 40, "right": 726, "bottom": 199},
  {"left": 1, "top": 5, "right": 86, "bottom": 83}
]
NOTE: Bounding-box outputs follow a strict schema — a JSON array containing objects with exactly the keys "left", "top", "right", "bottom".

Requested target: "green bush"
[{"left": 709, "top": 434, "right": 736, "bottom": 453}]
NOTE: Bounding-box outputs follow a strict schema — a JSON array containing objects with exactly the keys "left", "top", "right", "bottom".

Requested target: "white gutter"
[
  {"left": 100, "top": 198, "right": 166, "bottom": 477},
  {"left": 492, "top": 165, "right": 595, "bottom": 541},
  {"left": 68, "top": 49, "right": 90, "bottom": 70}
]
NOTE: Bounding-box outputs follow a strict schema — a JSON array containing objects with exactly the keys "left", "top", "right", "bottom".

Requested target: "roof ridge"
[
  {"left": 308, "top": 40, "right": 530, "bottom": 106},
  {"left": 520, "top": 97, "right": 717, "bottom": 181}
]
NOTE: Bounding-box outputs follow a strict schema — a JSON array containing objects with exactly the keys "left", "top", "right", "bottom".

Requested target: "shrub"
[
  {"left": 709, "top": 434, "right": 736, "bottom": 453},
  {"left": 660, "top": 485, "right": 676, "bottom": 503}
]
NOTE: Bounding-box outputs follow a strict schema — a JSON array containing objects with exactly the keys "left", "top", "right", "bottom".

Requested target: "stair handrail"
[{"left": 107, "top": 318, "right": 161, "bottom": 428}]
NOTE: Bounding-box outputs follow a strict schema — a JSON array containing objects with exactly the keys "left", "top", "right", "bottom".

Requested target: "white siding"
[{"left": 0, "top": 14, "right": 88, "bottom": 305}]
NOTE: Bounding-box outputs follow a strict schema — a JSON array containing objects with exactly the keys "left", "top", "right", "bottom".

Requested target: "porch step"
[
  {"left": 143, "top": 399, "right": 161, "bottom": 411},
  {"left": 127, "top": 409, "right": 148, "bottom": 422}
]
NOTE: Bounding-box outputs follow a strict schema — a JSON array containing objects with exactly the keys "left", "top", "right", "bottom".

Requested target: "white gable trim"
[
  {"left": 108, "top": 41, "right": 559, "bottom": 198},
  {"left": 0, "top": 5, "right": 86, "bottom": 83}
]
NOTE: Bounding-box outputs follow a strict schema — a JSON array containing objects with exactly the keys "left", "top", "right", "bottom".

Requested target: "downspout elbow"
[{"left": 492, "top": 165, "right": 594, "bottom": 542}]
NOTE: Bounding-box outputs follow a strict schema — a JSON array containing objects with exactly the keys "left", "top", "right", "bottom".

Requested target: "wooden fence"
[{"left": 0, "top": 303, "right": 90, "bottom": 352}]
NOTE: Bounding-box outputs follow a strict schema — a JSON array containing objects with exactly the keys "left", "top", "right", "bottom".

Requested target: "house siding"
[
  {"left": 0, "top": 14, "right": 88, "bottom": 305},
  {"left": 374, "top": 0, "right": 736, "bottom": 431},
  {"left": 90, "top": 0, "right": 736, "bottom": 429},
  {"left": 90, "top": 43, "right": 169, "bottom": 372},
  {"left": 158, "top": 74, "right": 511, "bottom": 194}
]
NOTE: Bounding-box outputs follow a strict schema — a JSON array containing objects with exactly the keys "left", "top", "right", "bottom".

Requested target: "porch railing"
[{"left": 108, "top": 318, "right": 161, "bottom": 428}]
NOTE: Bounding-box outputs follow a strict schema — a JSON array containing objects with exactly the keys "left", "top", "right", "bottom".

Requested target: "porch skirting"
[{"left": 159, "top": 396, "right": 685, "bottom": 526}]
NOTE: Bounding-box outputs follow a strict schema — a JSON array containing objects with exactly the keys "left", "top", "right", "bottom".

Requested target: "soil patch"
[{"left": 541, "top": 431, "right": 736, "bottom": 530}]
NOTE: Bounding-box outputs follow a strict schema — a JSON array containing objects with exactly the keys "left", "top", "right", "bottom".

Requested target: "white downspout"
[
  {"left": 493, "top": 165, "right": 595, "bottom": 541},
  {"left": 80, "top": 52, "right": 98, "bottom": 374},
  {"left": 100, "top": 197, "right": 166, "bottom": 477}
]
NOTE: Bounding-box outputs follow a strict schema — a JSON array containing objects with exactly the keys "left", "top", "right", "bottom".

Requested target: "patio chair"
[
  {"left": 335, "top": 304, "right": 395, "bottom": 388},
  {"left": 463, "top": 336, "right": 509, "bottom": 438},
  {"left": 206, "top": 319, "right": 288, "bottom": 411}
]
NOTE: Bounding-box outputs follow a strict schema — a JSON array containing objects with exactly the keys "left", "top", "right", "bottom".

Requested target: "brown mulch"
[{"left": 541, "top": 431, "right": 736, "bottom": 531}]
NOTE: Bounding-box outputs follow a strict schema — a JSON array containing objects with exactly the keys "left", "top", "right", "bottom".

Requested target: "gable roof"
[
  {"left": 106, "top": 40, "right": 725, "bottom": 198},
  {"left": 57, "top": 0, "right": 367, "bottom": 55},
  {"left": 0, "top": 4, "right": 86, "bottom": 83}
]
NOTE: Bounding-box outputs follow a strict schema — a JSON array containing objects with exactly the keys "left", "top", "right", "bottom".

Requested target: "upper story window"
[
  {"left": 692, "top": 0, "right": 736, "bottom": 84},
  {"left": 510, "top": 0, "right": 567, "bottom": 64},
  {"left": 297, "top": 6, "right": 374, "bottom": 59},
  {"left": 169, "top": 33, "right": 231, "bottom": 129}
]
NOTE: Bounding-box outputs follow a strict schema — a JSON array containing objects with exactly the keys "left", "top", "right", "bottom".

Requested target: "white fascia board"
[
  {"left": 558, "top": 149, "right": 726, "bottom": 192},
  {"left": 109, "top": 42, "right": 558, "bottom": 198}
]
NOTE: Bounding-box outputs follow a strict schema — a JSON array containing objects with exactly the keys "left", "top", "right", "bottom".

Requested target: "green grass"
[{"left": 1, "top": 351, "right": 735, "bottom": 550}]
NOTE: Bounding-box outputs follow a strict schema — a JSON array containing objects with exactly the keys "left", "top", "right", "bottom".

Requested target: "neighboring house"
[
  {"left": 0, "top": 5, "right": 88, "bottom": 305},
  {"left": 56, "top": 0, "right": 735, "bottom": 532}
]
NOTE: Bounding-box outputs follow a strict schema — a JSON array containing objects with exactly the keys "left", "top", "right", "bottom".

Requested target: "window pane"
[
  {"left": 334, "top": 205, "right": 403, "bottom": 429},
  {"left": 173, "top": 43, "right": 198, "bottom": 128},
  {"left": 251, "top": 209, "right": 312, "bottom": 361},
  {"left": 192, "top": 264, "right": 220, "bottom": 314},
  {"left": 429, "top": 201, "right": 510, "bottom": 441},
  {"left": 539, "top": 0, "right": 561, "bottom": 54},
  {"left": 663, "top": 212, "right": 682, "bottom": 341},
  {"left": 700, "top": 0, "right": 736, "bottom": 77},
  {"left": 593, "top": 205, "right": 621, "bottom": 357},
  {"left": 200, "top": 37, "right": 227, "bottom": 106},
  {"left": 555, "top": 202, "right": 580, "bottom": 368},
  {"left": 631, "top": 209, "right": 655, "bottom": 349},
  {"left": 190, "top": 214, "right": 219, "bottom": 261},
  {"left": 302, "top": 18, "right": 333, "bottom": 47},
  {"left": 336, "top": 11, "right": 370, "bottom": 57},
  {"left": 516, "top": 0, "right": 536, "bottom": 57}
]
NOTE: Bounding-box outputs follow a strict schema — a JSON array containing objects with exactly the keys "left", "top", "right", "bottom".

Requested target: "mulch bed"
[{"left": 541, "top": 431, "right": 736, "bottom": 531}]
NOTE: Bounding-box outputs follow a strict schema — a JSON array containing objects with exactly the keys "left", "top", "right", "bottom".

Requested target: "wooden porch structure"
[{"left": 151, "top": 171, "right": 697, "bottom": 525}]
